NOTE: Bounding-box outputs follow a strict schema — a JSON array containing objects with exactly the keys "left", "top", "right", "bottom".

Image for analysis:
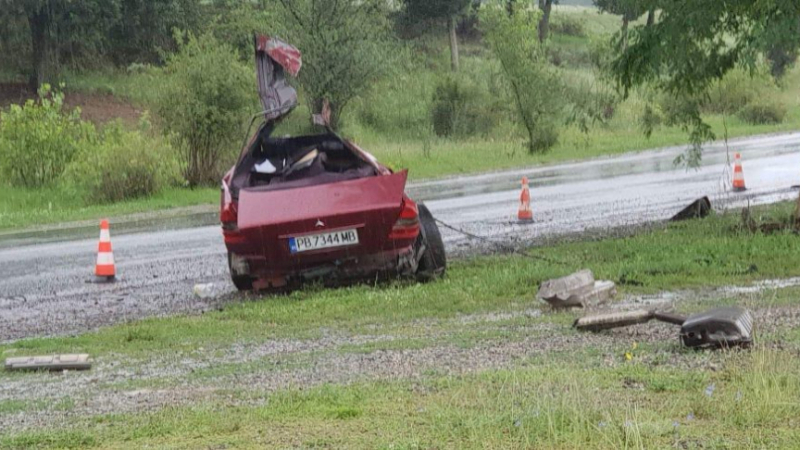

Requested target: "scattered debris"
[
  {"left": 670, "top": 197, "right": 711, "bottom": 222},
  {"left": 193, "top": 283, "right": 217, "bottom": 299},
  {"left": 574, "top": 306, "right": 754, "bottom": 349},
  {"left": 537, "top": 269, "right": 616, "bottom": 309},
  {"left": 5, "top": 354, "right": 92, "bottom": 372}
]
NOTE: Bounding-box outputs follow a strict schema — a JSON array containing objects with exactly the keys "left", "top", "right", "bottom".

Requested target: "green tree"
[
  {"left": 593, "top": 0, "right": 647, "bottom": 49},
  {"left": 0, "top": 0, "right": 119, "bottom": 89},
  {"left": 107, "top": 0, "right": 204, "bottom": 64},
  {"left": 481, "top": 4, "right": 564, "bottom": 153},
  {"left": 612, "top": 0, "right": 800, "bottom": 165},
  {"left": 0, "top": 0, "right": 203, "bottom": 89},
  {"left": 156, "top": 32, "right": 253, "bottom": 187},
  {"left": 275, "top": 0, "right": 393, "bottom": 129},
  {"left": 537, "top": 0, "right": 556, "bottom": 42},
  {"left": 403, "top": 0, "right": 471, "bottom": 71}
]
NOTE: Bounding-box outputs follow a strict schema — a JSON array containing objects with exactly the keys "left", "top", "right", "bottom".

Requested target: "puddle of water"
[
  {"left": 619, "top": 277, "right": 800, "bottom": 309},
  {"left": 718, "top": 277, "right": 800, "bottom": 295}
]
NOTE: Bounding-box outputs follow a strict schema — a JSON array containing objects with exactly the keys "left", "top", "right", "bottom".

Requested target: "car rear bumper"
[{"left": 228, "top": 245, "right": 418, "bottom": 289}]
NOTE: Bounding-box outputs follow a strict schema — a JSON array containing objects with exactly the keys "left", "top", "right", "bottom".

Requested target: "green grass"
[
  {"left": 0, "top": 185, "right": 217, "bottom": 231},
  {"left": 4, "top": 349, "right": 800, "bottom": 448}
]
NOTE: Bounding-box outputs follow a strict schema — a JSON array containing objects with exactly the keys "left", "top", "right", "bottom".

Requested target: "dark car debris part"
[
  {"left": 219, "top": 35, "right": 446, "bottom": 291},
  {"left": 670, "top": 196, "right": 712, "bottom": 222},
  {"left": 574, "top": 306, "right": 754, "bottom": 349},
  {"left": 5, "top": 354, "right": 92, "bottom": 372},
  {"left": 537, "top": 269, "right": 617, "bottom": 309}
]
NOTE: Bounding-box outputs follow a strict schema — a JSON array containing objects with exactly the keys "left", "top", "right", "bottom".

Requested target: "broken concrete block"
[
  {"left": 671, "top": 197, "right": 711, "bottom": 222},
  {"left": 538, "top": 270, "right": 617, "bottom": 309},
  {"left": 5, "top": 354, "right": 91, "bottom": 372},
  {"left": 581, "top": 280, "right": 617, "bottom": 307},
  {"left": 537, "top": 269, "right": 595, "bottom": 307}
]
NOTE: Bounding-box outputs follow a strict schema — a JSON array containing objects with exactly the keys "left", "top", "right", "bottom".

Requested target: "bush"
[
  {"left": 481, "top": 6, "right": 564, "bottom": 153},
  {"left": 156, "top": 32, "right": 254, "bottom": 187},
  {"left": 0, "top": 85, "right": 96, "bottom": 188},
  {"left": 704, "top": 67, "right": 779, "bottom": 114},
  {"left": 63, "top": 119, "right": 181, "bottom": 204},
  {"left": 550, "top": 14, "right": 587, "bottom": 37},
  {"left": 737, "top": 100, "right": 787, "bottom": 125},
  {"left": 430, "top": 75, "right": 498, "bottom": 138}
]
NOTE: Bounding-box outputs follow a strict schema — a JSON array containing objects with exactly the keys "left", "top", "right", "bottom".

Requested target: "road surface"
[{"left": 1, "top": 132, "right": 799, "bottom": 342}]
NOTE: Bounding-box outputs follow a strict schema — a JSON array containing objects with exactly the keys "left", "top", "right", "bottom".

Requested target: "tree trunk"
[
  {"left": 621, "top": 16, "right": 630, "bottom": 51},
  {"left": 448, "top": 15, "right": 459, "bottom": 72},
  {"left": 795, "top": 190, "right": 800, "bottom": 231},
  {"left": 538, "top": 0, "right": 553, "bottom": 43},
  {"left": 506, "top": 0, "right": 516, "bottom": 16},
  {"left": 646, "top": 8, "right": 655, "bottom": 27},
  {"left": 27, "top": 6, "right": 50, "bottom": 91}
]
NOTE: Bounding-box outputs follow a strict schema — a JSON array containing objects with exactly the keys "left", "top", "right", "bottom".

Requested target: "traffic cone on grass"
[
  {"left": 518, "top": 177, "right": 533, "bottom": 223},
  {"left": 91, "top": 219, "right": 116, "bottom": 283},
  {"left": 732, "top": 153, "right": 747, "bottom": 192}
]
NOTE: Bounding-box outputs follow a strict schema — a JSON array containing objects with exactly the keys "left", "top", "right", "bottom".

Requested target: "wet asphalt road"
[{"left": 1, "top": 132, "right": 800, "bottom": 342}]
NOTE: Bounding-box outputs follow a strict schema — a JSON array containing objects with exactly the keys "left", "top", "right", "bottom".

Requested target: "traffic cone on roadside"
[
  {"left": 91, "top": 219, "right": 116, "bottom": 283},
  {"left": 518, "top": 177, "right": 533, "bottom": 222},
  {"left": 732, "top": 153, "right": 747, "bottom": 192}
]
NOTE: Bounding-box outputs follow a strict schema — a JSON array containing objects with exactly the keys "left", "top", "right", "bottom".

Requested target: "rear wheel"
[
  {"left": 416, "top": 203, "right": 447, "bottom": 281},
  {"left": 228, "top": 252, "right": 254, "bottom": 291}
]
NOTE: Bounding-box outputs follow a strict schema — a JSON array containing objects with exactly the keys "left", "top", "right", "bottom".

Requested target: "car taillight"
[
  {"left": 221, "top": 201, "right": 238, "bottom": 232},
  {"left": 389, "top": 198, "right": 420, "bottom": 240}
]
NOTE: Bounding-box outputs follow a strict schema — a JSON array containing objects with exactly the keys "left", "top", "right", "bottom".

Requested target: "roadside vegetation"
[
  {"left": 2, "top": 201, "right": 800, "bottom": 447},
  {"left": 1, "top": 2, "right": 799, "bottom": 229}
]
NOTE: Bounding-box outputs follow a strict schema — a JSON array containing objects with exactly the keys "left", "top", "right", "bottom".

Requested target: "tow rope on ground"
[{"left": 433, "top": 218, "right": 569, "bottom": 266}]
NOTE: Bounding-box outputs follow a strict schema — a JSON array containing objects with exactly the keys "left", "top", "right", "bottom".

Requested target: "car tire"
[
  {"left": 228, "top": 252, "right": 254, "bottom": 291},
  {"left": 416, "top": 203, "right": 447, "bottom": 282}
]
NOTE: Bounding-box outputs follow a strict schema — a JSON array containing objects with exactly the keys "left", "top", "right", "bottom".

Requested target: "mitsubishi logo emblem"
[{"left": 315, "top": 219, "right": 325, "bottom": 228}]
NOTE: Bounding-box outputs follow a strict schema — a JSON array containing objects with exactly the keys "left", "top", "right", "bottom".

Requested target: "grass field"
[
  {"left": 2, "top": 201, "right": 800, "bottom": 448},
  {"left": 0, "top": 185, "right": 217, "bottom": 231}
]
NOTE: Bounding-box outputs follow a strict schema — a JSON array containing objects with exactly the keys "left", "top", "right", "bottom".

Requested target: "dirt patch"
[{"left": 0, "top": 82, "right": 141, "bottom": 126}]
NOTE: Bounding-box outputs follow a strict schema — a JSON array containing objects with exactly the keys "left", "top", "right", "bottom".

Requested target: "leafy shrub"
[
  {"left": 0, "top": 85, "right": 96, "bottom": 188},
  {"left": 63, "top": 119, "right": 181, "bottom": 204},
  {"left": 638, "top": 103, "right": 663, "bottom": 137},
  {"left": 156, "top": 32, "right": 254, "bottom": 187},
  {"left": 737, "top": 100, "right": 787, "bottom": 125},
  {"left": 704, "top": 67, "right": 779, "bottom": 114},
  {"left": 481, "top": 6, "right": 564, "bottom": 153},
  {"left": 563, "top": 74, "right": 619, "bottom": 133},
  {"left": 550, "top": 14, "right": 587, "bottom": 37},
  {"left": 277, "top": 0, "right": 393, "bottom": 130},
  {"left": 430, "top": 75, "right": 498, "bottom": 138}
]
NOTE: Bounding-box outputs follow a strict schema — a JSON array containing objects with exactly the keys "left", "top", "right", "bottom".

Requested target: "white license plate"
[{"left": 289, "top": 229, "right": 359, "bottom": 254}]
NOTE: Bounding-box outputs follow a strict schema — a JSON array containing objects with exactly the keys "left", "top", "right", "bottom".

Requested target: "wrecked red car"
[{"left": 220, "top": 35, "right": 446, "bottom": 291}]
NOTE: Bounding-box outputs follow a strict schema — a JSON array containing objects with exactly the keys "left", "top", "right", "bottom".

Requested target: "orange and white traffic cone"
[
  {"left": 732, "top": 152, "right": 747, "bottom": 192},
  {"left": 91, "top": 219, "right": 116, "bottom": 283},
  {"left": 518, "top": 176, "right": 533, "bottom": 222}
]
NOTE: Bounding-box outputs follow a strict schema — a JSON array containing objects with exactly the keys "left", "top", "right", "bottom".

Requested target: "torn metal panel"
[{"left": 256, "top": 34, "right": 301, "bottom": 122}]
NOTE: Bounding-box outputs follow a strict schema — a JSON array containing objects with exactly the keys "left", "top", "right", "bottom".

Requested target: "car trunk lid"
[{"left": 237, "top": 171, "right": 409, "bottom": 263}]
